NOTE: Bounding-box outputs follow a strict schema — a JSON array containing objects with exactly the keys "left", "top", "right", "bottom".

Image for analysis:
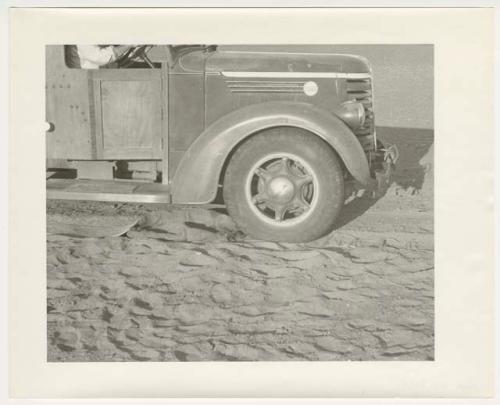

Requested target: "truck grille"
[{"left": 346, "top": 77, "right": 375, "bottom": 149}]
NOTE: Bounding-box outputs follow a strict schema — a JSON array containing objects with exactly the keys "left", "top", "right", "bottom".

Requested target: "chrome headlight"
[{"left": 339, "top": 100, "right": 366, "bottom": 128}]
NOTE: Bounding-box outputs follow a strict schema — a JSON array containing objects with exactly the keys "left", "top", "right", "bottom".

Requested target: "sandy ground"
[{"left": 47, "top": 128, "right": 434, "bottom": 361}]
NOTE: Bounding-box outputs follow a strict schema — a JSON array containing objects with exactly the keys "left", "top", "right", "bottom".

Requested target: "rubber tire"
[{"left": 223, "top": 127, "right": 344, "bottom": 242}]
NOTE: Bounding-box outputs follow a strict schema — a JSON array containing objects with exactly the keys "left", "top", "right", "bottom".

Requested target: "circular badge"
[{"left": 303, "top": 81, "right": 319, "bottom": 96}]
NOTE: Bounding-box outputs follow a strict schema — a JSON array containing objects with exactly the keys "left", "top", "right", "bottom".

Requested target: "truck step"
[{"left": 47, "top": 179, "right": 171, "bottom": 203}]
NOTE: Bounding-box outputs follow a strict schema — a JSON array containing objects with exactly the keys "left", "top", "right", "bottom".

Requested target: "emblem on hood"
[{"left": 303, "top": 81, "right": 318, "bottom": 96}]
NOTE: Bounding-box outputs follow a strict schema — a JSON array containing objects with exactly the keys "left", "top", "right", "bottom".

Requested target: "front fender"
[{"left": 172, "top": 101, "right": 371, "bottom": 204}]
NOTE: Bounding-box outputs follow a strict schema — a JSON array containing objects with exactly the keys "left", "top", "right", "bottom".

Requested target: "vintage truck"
[{"left": 46, "top": 45, "right": 398, "bottom": 242}]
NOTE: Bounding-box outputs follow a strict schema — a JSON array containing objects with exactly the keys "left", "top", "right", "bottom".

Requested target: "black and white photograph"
[
  {"left": 5, "top": 4, "right": 497, "bottom": 399},
  {"left": 45, "top": 43, "right": 434, "bottom": 362}
]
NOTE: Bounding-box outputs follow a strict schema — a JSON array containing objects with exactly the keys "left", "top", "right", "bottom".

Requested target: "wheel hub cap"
[
  {"left": 267, "top": 176, "right": 295, "bottom": 203},
  {"left": 245, "top": 153, "right": 318, "bottom": 226}
]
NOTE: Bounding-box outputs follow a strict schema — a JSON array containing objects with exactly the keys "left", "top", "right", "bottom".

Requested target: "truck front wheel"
[{"left": 223, "top": 128, "right": 344, "bottom": 242}]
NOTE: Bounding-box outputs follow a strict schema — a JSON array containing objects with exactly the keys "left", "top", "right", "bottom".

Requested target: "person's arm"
[{"left": 76, "top": 45, "right": 116, "bottom": 66}]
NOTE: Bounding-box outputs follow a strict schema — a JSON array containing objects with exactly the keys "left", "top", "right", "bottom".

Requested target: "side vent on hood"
[{"left": 225, "top": 79, "right": 306, "bottom": 94}]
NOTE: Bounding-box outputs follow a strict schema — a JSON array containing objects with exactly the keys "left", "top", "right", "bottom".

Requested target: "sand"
[{"left": 46, "top": 130, "right": 434, "bottom": 361}]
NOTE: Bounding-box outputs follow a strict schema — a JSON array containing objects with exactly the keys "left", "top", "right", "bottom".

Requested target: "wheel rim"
[{"left": 244, "top": 152, "right": 320, "bottom": 227}]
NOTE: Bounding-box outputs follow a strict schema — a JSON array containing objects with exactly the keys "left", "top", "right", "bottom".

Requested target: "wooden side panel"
[
  {"left": 46, "top": 47, "right": 164, "bottom": 163},
  {"left": 100, "top": 80, "right": 161, "bottom": 158},
  {"left": 91, "top": 69, "right": 163, "bottom": 160},
  {"left": 46, "top": 46, "right": 94, "bottom": 159}
]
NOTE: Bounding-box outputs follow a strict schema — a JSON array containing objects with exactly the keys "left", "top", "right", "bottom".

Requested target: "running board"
[{"left": 47, "top": 179, "right": 171, "bottom": 203}]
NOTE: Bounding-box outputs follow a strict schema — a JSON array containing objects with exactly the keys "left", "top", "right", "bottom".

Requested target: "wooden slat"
[
  {"left": 92, "top": 77, "right": 104, "bottom": 158},
  {"left": 161, "top": 63, "right": 169, "bottom": 184}
]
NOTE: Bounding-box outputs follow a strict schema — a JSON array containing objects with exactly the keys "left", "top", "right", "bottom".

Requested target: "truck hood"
[{"left": 203, "top": 50, "right": 371, "bottom": 74}]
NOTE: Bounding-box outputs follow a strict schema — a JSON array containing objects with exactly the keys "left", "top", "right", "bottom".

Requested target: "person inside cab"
[{"left": 64, "top": 45, "right": 134, "bottom": 69}]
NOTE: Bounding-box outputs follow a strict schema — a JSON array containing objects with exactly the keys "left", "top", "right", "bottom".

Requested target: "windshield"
[{"left": 167, "top": 45, "right": 217, "bottom": 65}]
